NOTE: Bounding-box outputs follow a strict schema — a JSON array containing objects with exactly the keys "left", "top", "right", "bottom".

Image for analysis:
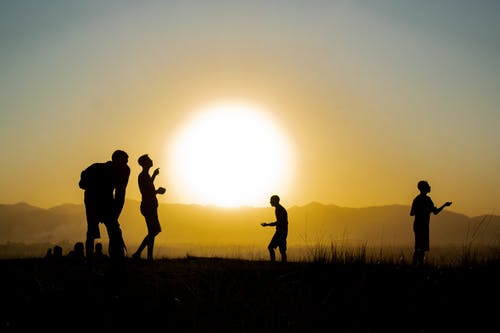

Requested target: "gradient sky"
[{"left": 1, "top": 1, "right": 499, "bottom": 217}]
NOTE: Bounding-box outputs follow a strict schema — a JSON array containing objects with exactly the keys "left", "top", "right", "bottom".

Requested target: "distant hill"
[{"left": 1, "top": 200, "right": 499, "bottom": 250}]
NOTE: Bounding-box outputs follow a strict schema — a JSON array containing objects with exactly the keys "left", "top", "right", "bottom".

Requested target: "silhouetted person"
[
  {"left": 132, "top": 154, "right": 166, "bottom": 261},
  {"left": 261, "top": 195, "right": 288, "bottom": 262},
  {"left": 52, "top": 245, "right": 63, "bottom": 258},
  {"left": 44, "top": 247, "right": 53, "bottom": 259},
  {"left": 67, "top": 241, "right": 85, "bottom": 263},
  {"left": 410, "top": 180, "right": 452, "bottom": 266},
  {"left": 94, "top": 242, "right": 108, "bottom": 259},
  {"left": 92, "top": 242, "right": 109, "bottom": 274},
  {"left": 79, "top": 149, "right": 130, "bottom": 261}
]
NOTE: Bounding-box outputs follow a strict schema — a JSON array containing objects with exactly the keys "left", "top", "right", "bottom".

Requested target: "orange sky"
[{"left": 1, "top": 1, "right": 499, "bottom": 217}]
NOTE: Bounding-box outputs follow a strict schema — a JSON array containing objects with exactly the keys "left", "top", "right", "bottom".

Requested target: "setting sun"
[{"left": 167, "top": 102, "right": 294, "bottom": 207}]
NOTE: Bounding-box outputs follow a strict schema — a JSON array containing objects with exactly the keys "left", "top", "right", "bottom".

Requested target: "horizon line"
[{"left": 0, "top": 200, "right": 489, "bottom": 218}]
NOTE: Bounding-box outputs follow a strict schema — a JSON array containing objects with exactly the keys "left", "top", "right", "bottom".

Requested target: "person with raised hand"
[{"left": 132, "top": 154, "right": 166, "bottom": 261}]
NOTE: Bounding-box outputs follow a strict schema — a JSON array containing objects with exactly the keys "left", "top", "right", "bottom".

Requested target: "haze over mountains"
[{"left": 1, "top": 200, "right": 498, "bottom": 252}]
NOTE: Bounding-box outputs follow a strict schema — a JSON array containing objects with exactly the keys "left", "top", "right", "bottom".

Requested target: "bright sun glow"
[{"left": 168, "top": 102, "right": 294, "bottom": 207}]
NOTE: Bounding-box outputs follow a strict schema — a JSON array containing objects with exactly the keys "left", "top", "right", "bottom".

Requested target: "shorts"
[
  {"left": 141, "top": 203, "right": 162, "bottom": 236},
  {"left": 413, "top": 222, "right": 430, "bottom": 251},
  {"left": 84, "top": 198, "right": 114, "bottom": 239},
  {"left": 269, "top": 230, "right": 288, "bottom": 251}
]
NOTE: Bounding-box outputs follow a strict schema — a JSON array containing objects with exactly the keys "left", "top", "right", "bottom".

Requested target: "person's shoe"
[{"left": 132, "top": 253, "right": 141, "bottom": 260}]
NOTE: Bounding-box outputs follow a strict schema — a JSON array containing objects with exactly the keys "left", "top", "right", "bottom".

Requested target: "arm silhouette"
[{"left": 433, "top": 201, "right": 452, "bottom": 215}]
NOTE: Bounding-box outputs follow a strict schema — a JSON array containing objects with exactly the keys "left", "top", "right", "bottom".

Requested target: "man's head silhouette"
[
  {"left": 270, "top": 195, "right": 280, "bottom": 207},
  {"left": 138, "top": 154, "right": 152, "bottom": 168},
  {"left": 417, "top": 180, "right": 430, "bottom": 194},
  {"left": 112, "top": 150, "right": 129, "bottom": 164}
]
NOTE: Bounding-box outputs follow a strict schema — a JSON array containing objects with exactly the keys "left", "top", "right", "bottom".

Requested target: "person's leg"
[
  {"left": 279, "top": 247, "right": 287, "bottom": 262},
  {"left": 146, "top": 236, "right": 155, "bottom": 261},
  {"left": 268, "top": 244, "right": 276, "bottom": 262},
  {"left": 84, "top": 203, "right": 100, "bottom": 259},
  {"left": 134, "top": 209, "right": 150, "bottom": 258},
  {"left": 145, "top": 210, "right": 161, "bottom": 261},
  {"left": 268, "top": 233, "right": 279, "bottom": 262},
  {"left": 413, "top": 249, "right": 424, "bottom": 266},
  {"left": 279, "top": 233, "right": 287, "bottom": 262},
  {"left": 133, "top": 236, "right": 149, "bottom": 258},
  {"left": 413, "top": 227, "right": 427, "bottom": 266},
  {"left": 140, "top": 209, "right": 160, "bottom": 261},
  {"left": 134, "top": 234, "right": 154, "bottom": 259},
  {"left": 419, "top": 250, "right": 426, "bottom": 265},
  {"left": 105, "top": 220, "right": 125, "bottom": 259},
  {"left": 422, "top": 228, "right": 430, "bottom": 266},
  {"left": 412, "top": 250, "right": 418, "bottom": 265}
]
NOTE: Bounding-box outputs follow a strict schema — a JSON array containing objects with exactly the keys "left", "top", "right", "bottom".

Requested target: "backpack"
[{"left": 78, "top": 162, "right": 110, "bottom": 190}]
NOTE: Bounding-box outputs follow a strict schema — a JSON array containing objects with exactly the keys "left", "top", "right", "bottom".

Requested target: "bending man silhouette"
[
  {"left": 79, "top": 149, "right": 130, "bottom": 260},
  {"left": 132, "top": 154, "right": 165, "bottom": 261},
  {"left": 261, "top": 195, "right": 288, "bottom": 262},
  {"left": 410, "top": 180, "right": 452, "bottom": 266}
]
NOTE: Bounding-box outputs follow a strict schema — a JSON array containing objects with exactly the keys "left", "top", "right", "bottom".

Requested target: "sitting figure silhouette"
[
  {"left": 67, "top": 241, "right": 85, "bottom": 263},
  {"left": 44, "top": 247, "right": 53, "bottom": 259},
  {"left": 52, "top": 245, "right": 63, "bottom": 260},
  {"left": 94, "top": 242, "right": 108, "bottom": 260}
]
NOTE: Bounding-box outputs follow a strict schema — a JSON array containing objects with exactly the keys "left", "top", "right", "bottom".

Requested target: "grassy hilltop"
[{"left": 1, "top": 255, "right": 499, "bottom": 332}]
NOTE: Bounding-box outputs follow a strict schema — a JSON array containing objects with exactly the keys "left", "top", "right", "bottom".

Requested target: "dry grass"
[{"left": 1, "top": 245, "right": 500, "bottom": 332}]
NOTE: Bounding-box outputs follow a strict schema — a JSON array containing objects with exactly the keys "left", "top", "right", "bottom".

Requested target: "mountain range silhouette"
[{"left": 1, "top": 200, "right": 498, "bottom": 250}]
